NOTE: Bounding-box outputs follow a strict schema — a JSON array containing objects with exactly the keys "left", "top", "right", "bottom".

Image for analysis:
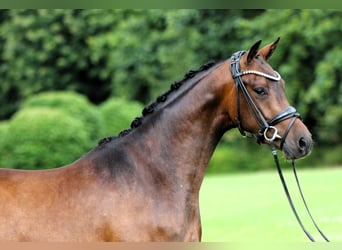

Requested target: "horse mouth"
[{"left": 282, "top": 140, "right": 313, "bottom": 160}]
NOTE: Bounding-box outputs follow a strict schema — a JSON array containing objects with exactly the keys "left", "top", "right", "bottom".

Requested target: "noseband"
[
  {"left": 229, "top": 51, "right": 330, "bottom": 242},
  {"left": 230, "top": 50, "right": 300, "bottom": 147}
]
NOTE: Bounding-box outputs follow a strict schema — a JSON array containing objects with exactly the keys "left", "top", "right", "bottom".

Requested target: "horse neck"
[{"left": 128, "top": 60, "right": 235, "bottom": 192}]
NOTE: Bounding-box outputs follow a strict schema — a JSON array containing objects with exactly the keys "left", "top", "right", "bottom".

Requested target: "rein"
[{"left": 230, "top": 51, "right": 329, "bottom": 242}]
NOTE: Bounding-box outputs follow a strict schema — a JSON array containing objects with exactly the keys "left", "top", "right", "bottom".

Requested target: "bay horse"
[{"left": 0, "top": 38, "right": 312, "bottom": 241}]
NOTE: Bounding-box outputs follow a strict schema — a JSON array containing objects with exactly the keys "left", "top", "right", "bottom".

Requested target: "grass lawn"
[{"left": 199, "top": 166, "right": 342, "bottom": 242}]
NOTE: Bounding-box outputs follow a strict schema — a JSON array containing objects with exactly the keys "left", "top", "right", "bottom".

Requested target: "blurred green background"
[{"left": 0, "top": 9, "right": 341, "bottom": 171}]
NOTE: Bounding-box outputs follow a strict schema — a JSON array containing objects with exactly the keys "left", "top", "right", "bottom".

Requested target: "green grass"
[{"left": 200, "top": 166, "right": 342, "bottom": 242}]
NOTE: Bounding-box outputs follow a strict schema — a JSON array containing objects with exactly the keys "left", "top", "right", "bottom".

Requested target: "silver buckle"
[{"left": 264, "top": 126, "right": 282, "bottom": 142}]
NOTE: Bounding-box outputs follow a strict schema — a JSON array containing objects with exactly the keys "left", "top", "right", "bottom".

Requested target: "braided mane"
[{"left": 98, "top": 60, "right": 217, "bottom": 145}]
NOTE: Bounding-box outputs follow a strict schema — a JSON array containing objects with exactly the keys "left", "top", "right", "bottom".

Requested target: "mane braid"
[{"left": 98, "top": 60, "right": 217, "bottom": 146}]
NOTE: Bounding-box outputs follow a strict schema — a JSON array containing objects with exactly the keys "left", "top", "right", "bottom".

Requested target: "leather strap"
[{"left": 230, "top": 50, "right": 330, "bottom": 242}]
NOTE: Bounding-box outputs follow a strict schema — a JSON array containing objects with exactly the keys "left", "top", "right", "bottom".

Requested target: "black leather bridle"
[
  {"left": 230, "top": 51, "right": 329, "bottom": 242},
  {"left": 230, "top": 50, "right": 300, "bottom": 146}
]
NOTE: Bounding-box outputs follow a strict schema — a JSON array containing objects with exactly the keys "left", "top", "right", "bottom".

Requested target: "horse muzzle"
[{"left": 282, "top": 133, "right": 313, "bottom": 160}]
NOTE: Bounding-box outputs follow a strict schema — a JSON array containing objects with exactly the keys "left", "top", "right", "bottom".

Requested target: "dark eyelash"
[{"left": 254, "top": 87, "right": 267, "bottom": 96}]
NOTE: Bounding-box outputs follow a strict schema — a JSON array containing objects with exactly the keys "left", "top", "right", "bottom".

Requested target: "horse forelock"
[{"left": 97, "top": 60, "right": 218, "bottom": 146}]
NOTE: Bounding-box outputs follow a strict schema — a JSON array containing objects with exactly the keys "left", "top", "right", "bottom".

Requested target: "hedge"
[
  {"left": 2, "top": 92, "right": 340, "bottom": 171},
  {"left": 0, "top": 107, "right": 90, "bottom": 169},
  {"left": 0, "top": 121, "right": 8, "bottom": 138},
  {"left": 99, "top": 97, "right": 144, "bottom": 138},
  {"left": 22, "top": 91, "right": 103, "bottom": 145},
  {"left": 0, "top": 121, "right": 9, "bottom": 162},
  {"left": 0, "top": 94, "right": 145, "bottom": 170}
]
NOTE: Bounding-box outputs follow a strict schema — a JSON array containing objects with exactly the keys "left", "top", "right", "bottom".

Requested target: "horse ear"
[
  {"left": 246, "top": 40, "right": 262, "bottom": 64},
  {"left": 259, "top": 37, "right": 280, "bottom": 61}
]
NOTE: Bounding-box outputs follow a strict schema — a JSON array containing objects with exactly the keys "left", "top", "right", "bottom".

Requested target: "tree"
[
  {"left": 0, "top": 10, "right": 119, "bottom": 119},
  {"left": 0, "top": 10, "right": 263, "bottom": 120}
]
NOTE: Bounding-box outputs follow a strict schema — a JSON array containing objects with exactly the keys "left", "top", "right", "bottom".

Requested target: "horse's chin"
[{"left": 282, "top": 142, "right": 312, "bottom": 160}]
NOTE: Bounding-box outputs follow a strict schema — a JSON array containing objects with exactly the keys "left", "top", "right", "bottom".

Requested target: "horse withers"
[{"left": 0, "top": 38, "right": 312, "bottom": 241}]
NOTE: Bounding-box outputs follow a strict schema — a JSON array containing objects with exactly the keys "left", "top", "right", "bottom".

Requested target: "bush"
[
  {"left": 99, "top": 97, "right": 143, "bottom": 138},
  {"left": 0, "top": 121, "right": 9, "bottom": 161},
  {"left": 318, "top": 105, "right": 342, "bottom": 145},
  {"left": 207, "top": 132, "right": 342, "bottom": 174},
  {"left": 207, "top": 141, "right": 276, "bottom": 174},
  {"left": 22, "top": 91, "right": 103, "bottom": 145},
  {"left": 0, "top": 121, "right": 8, "bottom": 138},
  {"left": 0, "top": 108, "right": 90, "bottom": 169}
]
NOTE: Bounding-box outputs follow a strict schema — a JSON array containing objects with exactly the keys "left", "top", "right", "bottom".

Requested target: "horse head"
[{"left": 228, "top": 38, "right": 312, "bottom": 160}]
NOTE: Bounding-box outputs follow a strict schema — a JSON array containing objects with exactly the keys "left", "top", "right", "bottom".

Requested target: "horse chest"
[{"left": 97, "top": 187, "right": 201, "bottom": 241}]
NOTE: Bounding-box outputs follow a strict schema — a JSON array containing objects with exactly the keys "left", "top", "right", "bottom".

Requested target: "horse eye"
[{"left": 254, "top": 87, "right": 267, "bottom": 96}]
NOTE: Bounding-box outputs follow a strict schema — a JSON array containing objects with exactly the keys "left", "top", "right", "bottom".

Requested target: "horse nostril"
[{"left": 298, "top": 137, "right": 307, "bottom": 150}]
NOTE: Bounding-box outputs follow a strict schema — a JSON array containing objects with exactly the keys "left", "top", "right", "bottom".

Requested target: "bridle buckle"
[{"left": 263, "top": 126, "right": 282, "bottom": 142}]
